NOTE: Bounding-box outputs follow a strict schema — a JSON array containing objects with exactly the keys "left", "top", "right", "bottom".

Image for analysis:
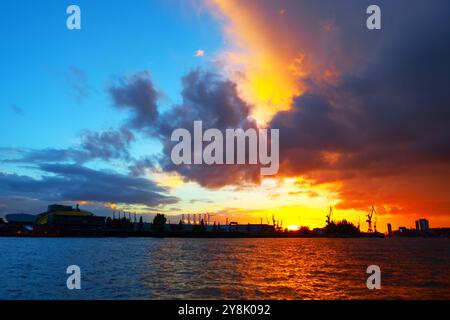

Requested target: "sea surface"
[{"left": 0, "top": 237, "right": 449, "bottom": 299}]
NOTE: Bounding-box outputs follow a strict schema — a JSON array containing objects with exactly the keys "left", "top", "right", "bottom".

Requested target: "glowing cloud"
[
  {"left": 195, "top": 49, "right": 205, "bottom": 57},
  {"left": 207, "top": 0, "right": 305, "bottom": 124}
]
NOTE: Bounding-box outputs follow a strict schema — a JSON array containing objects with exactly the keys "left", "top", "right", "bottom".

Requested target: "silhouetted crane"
[
  {"left": 326, "top": 207, "right": 333, "bottom": 225},
  {"left": 367, "top": 206, "right": 377, "bottom": 233},
  {"left": 374, "top": 209, "right": 378, "bottom": 233},
  {"left": 207, "top": 213, "right": 215, "bottom": 225}
]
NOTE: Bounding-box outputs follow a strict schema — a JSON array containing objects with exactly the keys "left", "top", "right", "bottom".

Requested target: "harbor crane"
[
  {"left": 326, "top": 207, "right": 333, "bottom": 225},
  {"left": 374, "top": 209, "right": 378, "bottom": 233},
  {"left": 367, "top": 206, "right": 377, "bottom": 233},
  {"left": 207, "top": 213, "right": 215, "bottom": 225}
]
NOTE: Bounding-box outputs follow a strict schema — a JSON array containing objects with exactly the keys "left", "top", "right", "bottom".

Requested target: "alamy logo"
[
  {"left": 366, "top": 5, "right": 381, "bottom": 30},
  {"left": 66, "top": 5, "right": 81, "bottom": 30},
  {"left": 366, "top": 265, "right": 381, "bottom": 289},
  {"left": 171, "top": 121, "right": 279, "bottom": 175},
  {"left": 66, "top": 265, "right": 81, "bottom": 290}
]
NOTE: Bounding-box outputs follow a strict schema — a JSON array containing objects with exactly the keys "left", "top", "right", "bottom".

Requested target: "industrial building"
[
  {"left": 34, "top": 204, "right": 106, "bottom": 234},
  {"left": 416, "top": 219, "right": 430, "bottom": 233}
]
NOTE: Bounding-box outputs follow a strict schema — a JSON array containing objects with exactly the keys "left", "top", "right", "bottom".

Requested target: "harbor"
[{"left": 1, "top": 203, "right": 448, "bottom": 238}]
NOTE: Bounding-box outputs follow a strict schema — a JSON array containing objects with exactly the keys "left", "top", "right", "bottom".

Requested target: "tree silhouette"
[
  {"left": 152, "top": 214, "right": 167, "bottom": 232},
  {"left": 325, "top": 219, "right": 359, "bottom": 234}
]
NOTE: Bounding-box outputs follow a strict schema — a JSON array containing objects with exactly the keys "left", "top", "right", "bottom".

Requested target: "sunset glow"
[{"left": 0, "top": 0, "right": 449, "bottom": 235}]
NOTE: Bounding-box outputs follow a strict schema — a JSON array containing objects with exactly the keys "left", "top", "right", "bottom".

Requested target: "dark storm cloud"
[
  {"left": 80, "top": 127, "right": 135, "bottom": 161},
  {"left": 270, "top": 0, "right": 450, "bottom": 180},
  {"left": 105, "top": 68, "right": 263, "bottom": 187},
  {"left": 108, "top": 2, "right": 449, "bottom": 191},
  {"left": 128, "top": 157, "right": 157, "bottom": 177},
  {"left": 0, "top": 164, "right": 178, "bottom": 207},
  {"left": 109, "top": 71, "right": 159, "bottom": 131},
  {"left": 6, "top": 148, "right": 88, "bottom": 164},
  {"left": 6, "top": 128, "right": 135, "bottom": 164},
  {"left": 156, "top": 69, "right": 261, "bottom": 188},
  {"left": 154, "top": 69, "right": 256, "bottom": 139}
]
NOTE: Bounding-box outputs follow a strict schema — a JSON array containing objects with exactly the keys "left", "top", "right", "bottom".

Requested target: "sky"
[{"left": 1, "top": 0, "right": 449, "bottom": 231}]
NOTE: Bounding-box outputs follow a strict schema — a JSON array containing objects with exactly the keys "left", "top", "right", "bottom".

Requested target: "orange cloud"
[
  {"left": 208, "top": 0, "right": 306, "bottom": 124},
  {"left": 207, "top": 0, "right": 378, "bottom": 125},
  {"left": 195, "top": 49, "right": 205, "bottom": 57}
]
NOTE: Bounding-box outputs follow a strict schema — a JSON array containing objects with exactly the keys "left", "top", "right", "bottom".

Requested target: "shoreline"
[{"left": 0, "top": 232, "right": 387, "bottom": 239}]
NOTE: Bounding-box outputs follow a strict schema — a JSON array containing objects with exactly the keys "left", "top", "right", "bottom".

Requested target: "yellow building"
[{"left": 35, "top": 204, "right": 105, "bottom": 229}]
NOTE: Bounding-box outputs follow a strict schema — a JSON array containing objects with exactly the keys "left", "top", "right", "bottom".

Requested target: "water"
[{"left": 0, "top": 237, "right": 449, "bottom": 299}]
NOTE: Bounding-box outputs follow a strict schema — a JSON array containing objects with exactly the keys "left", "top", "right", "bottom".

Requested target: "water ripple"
[{"left": 0, "top": 237, "right": 448, "bottom": 299}]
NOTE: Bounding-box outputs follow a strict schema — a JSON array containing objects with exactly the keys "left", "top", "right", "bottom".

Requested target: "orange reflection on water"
[{"left": 141, "top": 238, "right": 450, "bottom": 299}]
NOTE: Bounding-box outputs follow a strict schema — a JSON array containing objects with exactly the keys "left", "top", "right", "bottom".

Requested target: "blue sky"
[
  {"left": 0, "top": 0, "right": 223, "bottom": 151},
  {"left": 0, "top": 0, "right": 232, "bottom": 220}
]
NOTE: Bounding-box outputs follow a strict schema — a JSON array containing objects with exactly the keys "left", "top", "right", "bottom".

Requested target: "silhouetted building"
[
  {"left": 418, "top": 219, "right": 429, "bottom": 232},
  {"left": 430, "top": 228, "right": 450, "bottom": 237},
  {"left": 393, "top": 226, "right": 420, "bottom": 237},
  {"left": 387, "top": 223, "right": 392, "bottom": 236},
  {"left": 34, "top": 204, "right": 105, "bottom": 233}
]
